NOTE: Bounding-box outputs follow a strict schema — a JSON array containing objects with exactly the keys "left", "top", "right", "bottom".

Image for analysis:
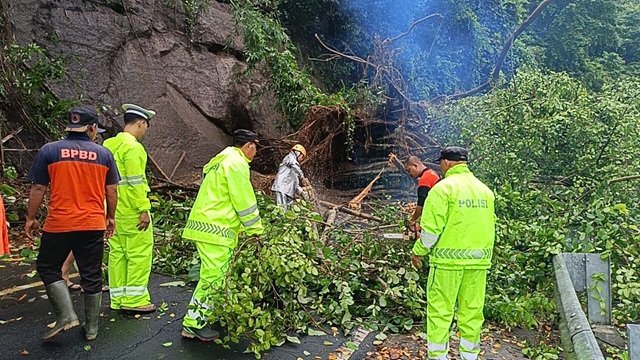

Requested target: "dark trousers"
[{"left": 36, "top": 230, "right": 104, "bottom": 294}]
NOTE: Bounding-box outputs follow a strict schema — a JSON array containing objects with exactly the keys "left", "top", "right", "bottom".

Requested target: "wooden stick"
[
  {"left": 343, "top": 223, "right": 400, "bottom": 234},
  {"left": 1, "top": 126, "right": 22, "bottom": 144},
  {"left": 609, "top": 175, "right": 640, "bottom": 185},
  {"left": 148, "top": 153, "right": 172, "bottom": 182},
  {"left": 348, "top": 167, "right": 385, "bottom": 209},
  {"left": 314, "top": 34, "right": 378, "bottom": 68},
  {"left": 148, "top": 182, "right": 199, "bottom": 192},
  {"left": 318, "top": 200, "right": 383, "bottom": 222},
  {"left": 169, "top": 151, "right": 186, "bottom": 180},
  {"left": 319, "top": 209, "right": 337, "bottom": 245}
]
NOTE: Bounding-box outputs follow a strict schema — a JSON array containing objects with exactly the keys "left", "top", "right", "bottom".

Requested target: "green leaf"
[
  {"left": 307, "top": 328, "right": 325, "bottom": 336},
  {"left": 345, "top": 341, "right": 358, "bottom": 350},
  {"left": 379, "top": 297, "right": 387, "bottom": 307},
  {"left": 286, "top": 335, "right": 300, "bottom": 344},
  {"left": 375, "top": 333, "right": 387, "bottom": 341},
  {"left": 0, "top": 184, "right": 18, "bottom": 196},
  {"left": 187, "top": 264, "right": 200, "bottom": 282},
  {"left": 162, "top": 342, "right": 173, "bottom": 347},
  {"left": 84, "top": 345, "right": 91, "bottom": 351}
]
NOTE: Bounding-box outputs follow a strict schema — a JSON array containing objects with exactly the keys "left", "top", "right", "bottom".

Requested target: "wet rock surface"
[{"left": 5, "top": 0, "right": 288, "bottom": 178}]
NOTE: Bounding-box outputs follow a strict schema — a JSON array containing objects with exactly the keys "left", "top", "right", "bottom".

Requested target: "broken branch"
[
  {"left": 384, "top": 13, "right": 443, "bottom": 45},
  {"left": 429, "top": 0, "right": 554, "bottom": 104},
  {"left": 318, "top": 200, "right": 383, "bottom": 222}
]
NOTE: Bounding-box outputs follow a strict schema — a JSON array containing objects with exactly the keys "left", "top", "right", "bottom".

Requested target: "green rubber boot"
[
  {"left": 82, "top": 293, "right": 102, "bottom": 340},
  {"left": 43, "top": 280, "right": 80, "bottom": 340}
]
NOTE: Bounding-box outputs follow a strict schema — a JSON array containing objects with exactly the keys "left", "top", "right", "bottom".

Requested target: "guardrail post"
[
  {"left": 629, "top": 324, "right": 640, "bottom": 359},
  {"left": 561, "top": 253, "right": 611, "bottom": 324}
]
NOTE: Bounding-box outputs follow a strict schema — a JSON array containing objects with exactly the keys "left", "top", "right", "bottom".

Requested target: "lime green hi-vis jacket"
[
  {"left": 182, "top": 146, "right": 264, "bottom": 248},
  {"left": 103, "top": 132, "right": 151, "bottom": 218},
  {"left": 413, "top": 164, "right": 496, "bottom": 269}
]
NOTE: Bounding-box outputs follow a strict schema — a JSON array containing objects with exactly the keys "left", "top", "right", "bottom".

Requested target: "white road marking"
[{"left": 334, "top": 326, "right": 370, "bottom": 360}]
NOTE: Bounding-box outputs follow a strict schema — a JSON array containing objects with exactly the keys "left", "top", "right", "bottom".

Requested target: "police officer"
[
  {"left": 103, "top": 104, "right": 156, "bottom": 313},
  {"left": 272, "top": 144, "right": 306, "bottom": 210},
  {"left": 26, "top": 106, "right": 119, "bottom": 341},
  {"left": 411, "top": 146, "right": 495, "bottom": 360},
  {"left": 181, "top": 129, "right": 264, "bottom": 341}
]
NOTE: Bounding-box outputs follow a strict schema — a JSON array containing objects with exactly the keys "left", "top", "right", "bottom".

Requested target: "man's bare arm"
[
  {"left": 410, "top": 205, "right": 423, "bottom": 227},
  {"left": 105, "top": 185, "right": 118, "bottom": 219},
  {"left": 25, "top": 184, "right": 47, "bottom": 240},
  {"left": 105, "top": 184, "right": 118, "bottom": 239}
]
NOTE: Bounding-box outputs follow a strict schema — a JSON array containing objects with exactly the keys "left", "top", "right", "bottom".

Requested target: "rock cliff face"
[{"left": 5, "top": 0, "right": 286, "bottom": 179}]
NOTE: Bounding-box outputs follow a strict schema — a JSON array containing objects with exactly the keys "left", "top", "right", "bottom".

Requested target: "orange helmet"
[{"left": 291, "top": 144, "right": 307, "bottom": 157}]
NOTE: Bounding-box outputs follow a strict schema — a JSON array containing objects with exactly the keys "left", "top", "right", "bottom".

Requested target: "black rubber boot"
[
  {"left": 82, "top": 292, "right": 102, "bottom": 340},
  {"left": 181, "top": 326, "right": 221, "bottom": 341},
  {"left": 43, "top": 280, "right": 80, "bottom": 340}
]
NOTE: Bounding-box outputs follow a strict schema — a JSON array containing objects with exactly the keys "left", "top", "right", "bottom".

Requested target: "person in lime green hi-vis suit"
[
  {"left": 181, "top": 129, "right": 264, "bottom": 342},
  {"left": 103, "top": 104, "right": 157, "bottom": 313},
  {"left": 411, "top": 146, "right": 495, "bottom": 360}
]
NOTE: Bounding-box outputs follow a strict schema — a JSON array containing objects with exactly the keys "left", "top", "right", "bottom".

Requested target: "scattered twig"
[
  {"left": 314, "top": 34, "right": 377, "bottom": 68},
  {"left": 342, "top": 223, "right": 399, "bottom": 234},
  {"left": 608, "top": 175, "right": 640, "bottom": 185},
  {"left": 319, "top": 209, "right": 337, "bottom": 246},
  {"left": 1, "top": 127, "right": 23, "bottom": 144},
  {"left": 318, "top": 200, "right": 383, "bottom": 222},
  {"left": 576, "top": 174, "right": 640, "bottom": 202},
  {"left": 1, "top": 149, "right": 39, "bottom": 152},
  {"left": 169, "top": 151, "right": 186, "bottom": 180},
  {"left": 383, "top": 13, "right": 443, "bottom": 45}
]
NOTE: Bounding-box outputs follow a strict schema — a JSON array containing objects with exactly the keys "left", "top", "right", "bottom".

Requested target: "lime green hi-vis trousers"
[
  {"left": 182, "top": 241, "right": 233, "bottom": 329},
  {"left": 427, "top": 267, "right": 487, "bottom": 360},
  {"left": 108, "top": 216, "right": 154, "bottom": 309}
]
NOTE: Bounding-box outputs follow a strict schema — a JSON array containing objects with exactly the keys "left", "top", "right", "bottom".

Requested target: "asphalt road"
[
  {"left": 0, "top": 258, "right": 375, "bottom": 360},
  {"left": 0, "top": 254, "right": 533, "bottom": 360}
]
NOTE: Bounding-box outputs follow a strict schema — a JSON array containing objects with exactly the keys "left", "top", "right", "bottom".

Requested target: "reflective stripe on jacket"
[
  {"left": 271, "top": 151, "right": 304, "bottom": 198},
  {"left": 413, "top": 164, "right": 495, "bottom": 269},
  {"left": 182, "top": 146, "right": 264, "bottom": 247},
  {"left": 103, "top": 132, "right": 151, "bottom": 218}
]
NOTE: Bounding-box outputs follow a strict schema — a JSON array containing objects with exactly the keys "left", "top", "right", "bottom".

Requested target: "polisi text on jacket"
[{"left": 458, "top": 199, "right": 489, "bottom": 208}]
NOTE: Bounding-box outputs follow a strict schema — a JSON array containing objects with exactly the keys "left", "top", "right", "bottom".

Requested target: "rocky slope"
[{"left": 5, "top": 0, "right": 287, "bottom": 179}]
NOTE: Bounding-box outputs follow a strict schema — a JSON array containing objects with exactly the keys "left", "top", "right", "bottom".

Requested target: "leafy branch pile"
[
  {"left": 209, "top": 202, "right": 426, "bottom": 358},
  {"left": 151, "top": 193, "right": 423, "bottom": 358}
]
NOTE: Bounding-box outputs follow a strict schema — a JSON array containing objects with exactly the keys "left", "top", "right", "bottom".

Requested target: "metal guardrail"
[{"left": 553, "top": 254, "right": 605, "bottom": 360}]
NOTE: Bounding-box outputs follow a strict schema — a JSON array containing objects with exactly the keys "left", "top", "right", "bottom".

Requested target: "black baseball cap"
[
  {"left": 436, "top": 146, "right": 468, "bottom": 161},
  {"left": 233, "top": 129, "right": 260, "bottom": 145},
  {"left": 65, "top": 107, "right": 105, "bottom": 133}
]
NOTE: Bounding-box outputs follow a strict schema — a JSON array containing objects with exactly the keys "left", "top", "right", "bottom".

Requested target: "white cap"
[{"left": 122, "top": 103, "right": 156, "bottom": 120}]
